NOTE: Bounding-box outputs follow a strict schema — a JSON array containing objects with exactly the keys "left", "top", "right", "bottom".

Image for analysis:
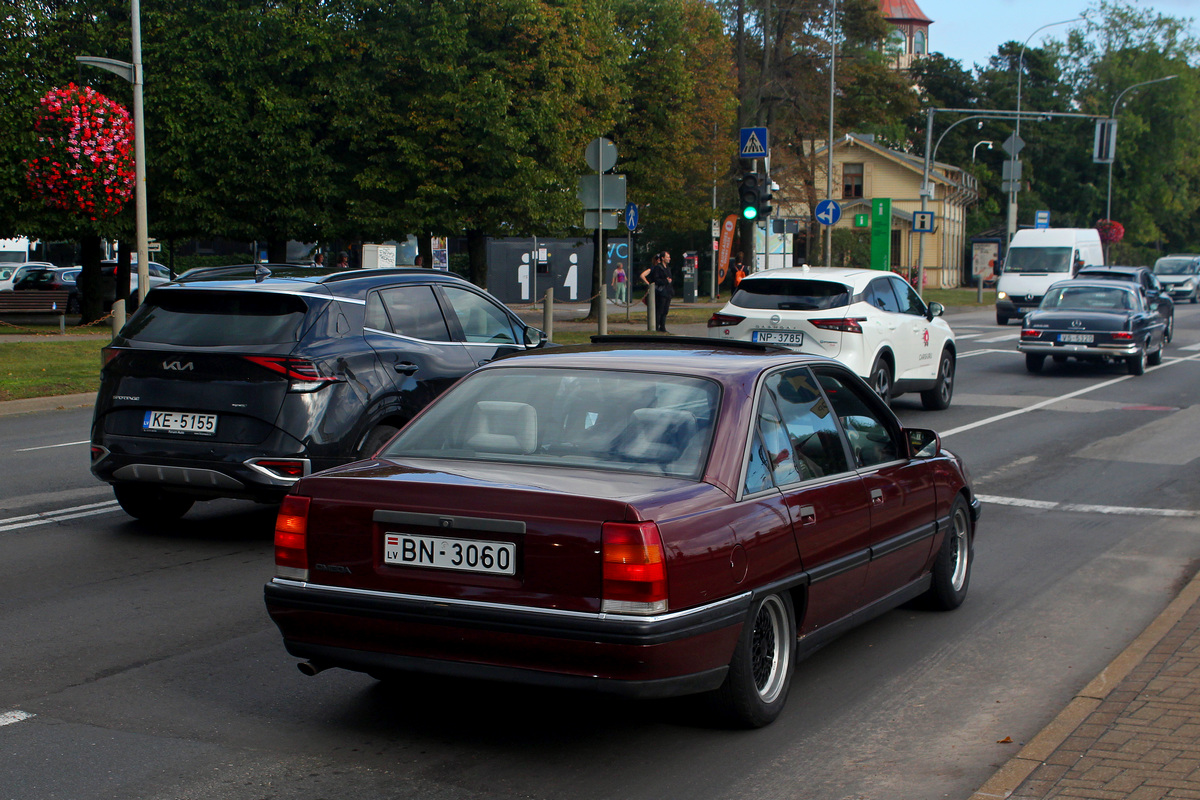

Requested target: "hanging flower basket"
[
  {"left": 24, "top": 84, "right": 135, "bottom": 221},
  {"left": 1096, "top": 219, "right": 1125, "bottom": 245}
]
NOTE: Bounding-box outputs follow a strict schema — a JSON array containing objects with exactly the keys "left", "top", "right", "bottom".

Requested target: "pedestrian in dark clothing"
[{"left": 640, "top": 251, "right": 674, "bottom": 332}]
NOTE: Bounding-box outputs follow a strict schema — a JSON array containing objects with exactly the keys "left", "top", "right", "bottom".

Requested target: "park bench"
[{"left": 0, "top": 290, "right": 71, "bottom": 333}]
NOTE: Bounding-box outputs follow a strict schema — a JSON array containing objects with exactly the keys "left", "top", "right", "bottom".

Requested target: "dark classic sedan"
[
  {"left": 264, "top": 338, "right": 981, "bottom": 727},
  {"left": 1018, "top": 280, "right": 1167, "bottom": 375}
]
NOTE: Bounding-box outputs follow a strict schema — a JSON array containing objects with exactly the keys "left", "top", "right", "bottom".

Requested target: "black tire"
[
  {"left": 869, "top": 355, "right": 893, "bottom": 401},
  {"left": 924, "top": 495, "right": 974, "bottom": 610},
  {"left": 1191, "top": 292, "right": 1198, "bottom": 304},
  {"left": 113, "top": 483, "right": 195, "bottom": 522},
  {"left": 920, "top": 349, "right": 955, "bottom": 410},
  {"left": 1127, "top": 348, "right": 1146, "bottom": 375},
  {"left": 67, "top": 295, "right": 80, "bottom": 314},
  {"left": 358, "top": 424, "right": 400, "bottom": 458},
  {"left": 996, "top": 312, "right": 1009, "bottom": 326},
  {"left": 1165, "top": 315, "right": 1174, "bottom": 344},
  {"left": 1025, "top": 353, "right": 1045, "bottom": 373},
  {"left": 710, "top": 592, "right": 796, "bottom": 728},
  {"left": 1148, "top": 337, "right": 1164, "bottom": 366},
  {"left": 1052, "top": 355, "right": 1068, "bottom": 364}
]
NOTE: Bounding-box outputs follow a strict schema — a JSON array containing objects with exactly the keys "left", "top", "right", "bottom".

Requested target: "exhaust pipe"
[{"left": 297, "top": 660, "right": 328, "bottom": 677}]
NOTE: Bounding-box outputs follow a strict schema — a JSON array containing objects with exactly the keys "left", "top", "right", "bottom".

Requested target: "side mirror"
[
  {"left": 926, "top": 301, "right": 945, "bottom": 321},
  {"left": 906, "top": 428, "right": 940, "bottom": 459},
  {"left": 524, "top": 326, "right": 547, "bottom": 347}
]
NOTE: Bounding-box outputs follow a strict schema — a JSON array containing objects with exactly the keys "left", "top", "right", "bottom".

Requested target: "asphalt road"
[{"left": 2, "top": 305, "right": 1199, "bottom": 800}]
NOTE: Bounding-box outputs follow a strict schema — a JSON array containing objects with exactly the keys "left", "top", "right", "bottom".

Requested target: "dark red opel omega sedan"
[{"left": 265, "top": 338, "right": 980, "bottom": 727}]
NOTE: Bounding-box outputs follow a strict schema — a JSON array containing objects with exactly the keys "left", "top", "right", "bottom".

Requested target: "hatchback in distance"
[
  {"left": 91, "top": 265, "right": 546, "bottom": 521},
  {"left": 707, "top": 267, "right": 956, "bottom": 409}
]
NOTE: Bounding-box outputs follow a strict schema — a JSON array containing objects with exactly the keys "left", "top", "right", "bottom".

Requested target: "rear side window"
[
  {"left": 366, "top": 286, "right": 451, "bottom": 341},
  {"left": 122, "top": 291, "right": 311, "bottom": 346},
  {"left": 15, "top": 269, "right": 55, "bottom": 287},
  {"left": 733, "top": 278, "right": 850, "bottom": 311}
]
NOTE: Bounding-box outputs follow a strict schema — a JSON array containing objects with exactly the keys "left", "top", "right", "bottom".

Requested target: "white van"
[
  {"left": 0, "top": 237, "right": 32, "bottom": 266},
  {"left": 995, "top": 228, "right": 1103, "bottom": 325}
]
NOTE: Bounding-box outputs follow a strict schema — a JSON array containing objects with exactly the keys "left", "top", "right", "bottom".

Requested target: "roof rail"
[{"left": 590, "top": 335, "right": 791, "bottom": 353}]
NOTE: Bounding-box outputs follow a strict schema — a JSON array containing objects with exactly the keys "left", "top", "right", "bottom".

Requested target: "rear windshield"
[
  {"left": 14, "top": 269, "right": 56, "bottom": 288},
  {"left": 1041, "top": 285, "right": 1137, "bottom": 311},
  {"left": 732, "top": 278, "right": 851, "bottom": 310},
  {"left": 1005, "top": 247, "right": 1072, "bottom": 274},
  {"left": 1153, "top": 258, "right": 1199, "bottom": 275},
  {"left": 122, "top": 290, "right": 312, "bottom": 346},
  {"left": 383, "top": 367, "right": 721, "bottom": 480}
]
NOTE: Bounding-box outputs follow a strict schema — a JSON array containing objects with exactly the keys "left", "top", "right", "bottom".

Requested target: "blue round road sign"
[{"left": 814, "top": 199, "right": 841, "bottom": 227}]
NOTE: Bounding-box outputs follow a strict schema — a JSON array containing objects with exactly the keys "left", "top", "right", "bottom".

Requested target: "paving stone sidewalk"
[{"left": 972, "top": 569, "right": 1200, "bottom": 800}]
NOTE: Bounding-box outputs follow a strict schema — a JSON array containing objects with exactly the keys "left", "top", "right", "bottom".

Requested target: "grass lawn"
[
  {"left": 0, "top": 341, "right": 104, "bottom": 401},
  {"left": 0, "top": 319, "right": 115, "bottom": 336}
]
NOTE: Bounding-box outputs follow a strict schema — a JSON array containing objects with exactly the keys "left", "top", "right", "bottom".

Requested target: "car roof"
[
  {"left": 738, "top": 266, "right": 885, "bottom": 288},
  {"left": 481, "top": 338, "right": 834, "bottom": 380},
  {"left": 164, "top": 265, "right": 476, "bottom": 301},
  {"left": 1053, "top": 278, "right": 1139, "bottom": 292},
  {"left": 1077, "top": 265, "right": 1147, "bottom": 274}
]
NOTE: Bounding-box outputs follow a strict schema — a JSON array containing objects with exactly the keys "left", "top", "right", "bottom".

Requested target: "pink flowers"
[
  {"left": 1096, "top": 219, "right": 1125, "bottom": 244},
  {"left": 24, "top": 84, "right": 135, "bottom": 220}
]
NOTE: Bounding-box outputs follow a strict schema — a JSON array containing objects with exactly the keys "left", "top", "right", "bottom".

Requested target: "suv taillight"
[
  {"left": 601, "top": 521, "right": 667, "bottom": 615},
  {"left": 244, "top": 356, "right": 338, "bottom": 392},
  {"left": 274, "top": 495, "right": 310, "bottom": 580},
  {"left": 810, "top": 318, "right": 865, "bottom": 334},
  {"left": 707, "top": 312, "right": 746, "bottom": 328},
  {"left": 101, "top": 346, "right": 121, "bottom": 368}
]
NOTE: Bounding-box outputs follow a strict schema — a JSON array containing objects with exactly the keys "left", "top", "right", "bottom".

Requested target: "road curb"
[
  {"left": 0, "top": 392, "right": 96, "bottom": 417},
  {"left": 969, "top": 566, "right": 1200, "bottom": 799}
]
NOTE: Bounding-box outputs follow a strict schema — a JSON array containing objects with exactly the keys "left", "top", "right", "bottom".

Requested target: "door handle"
[
  {"left": 394, "top": 362, "right": 418, "bottom": 375},
  {"left": 798, "top": 504, "right": 816, "bottom": 525},
  {"left": 870, "top": 488, "right": 884, "bottom": 504}
]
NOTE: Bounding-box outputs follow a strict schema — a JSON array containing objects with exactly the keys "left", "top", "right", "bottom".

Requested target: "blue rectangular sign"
[{"left": 740, "top": 127, "right": 768, "bottom": 159}]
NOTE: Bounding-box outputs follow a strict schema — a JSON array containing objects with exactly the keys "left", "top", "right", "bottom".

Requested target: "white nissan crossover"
[{"left": 707, "top": 266, "right": 957, "bottom": 409}]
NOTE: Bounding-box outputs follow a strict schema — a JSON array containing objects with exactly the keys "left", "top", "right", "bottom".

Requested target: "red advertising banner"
[{"left": 716, "top": 215, "right": 738, "bottom": 285}]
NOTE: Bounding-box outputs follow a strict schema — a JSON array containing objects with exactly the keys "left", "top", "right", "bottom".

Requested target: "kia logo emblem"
[{"left": 163, "top": 361, "right": 194, "bottom": 371}]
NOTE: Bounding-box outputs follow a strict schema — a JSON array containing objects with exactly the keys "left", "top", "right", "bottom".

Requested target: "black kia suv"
[{"left": 91, "top": 265, "right": 546, "bottom": 521}]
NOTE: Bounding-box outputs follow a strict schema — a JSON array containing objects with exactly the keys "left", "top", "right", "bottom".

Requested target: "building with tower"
[{"left": 882, "top": 0, "right": 932, "bottom": 70}]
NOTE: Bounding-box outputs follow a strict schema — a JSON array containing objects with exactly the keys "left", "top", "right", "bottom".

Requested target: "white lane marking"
[
  {"left": 14, "top": 440, "right": 90, "bottom": 453},
  {"left": 0, "top": 501, "right": 121, "bottom": 533},
  {"left": 941, "top": 352, "right": 1200, "bottom": 438},
  {"left": 974, "top": 333, "right": 1019, "bottom": 343},
  {"left": 1179, "top": 342, "right": 1200, "bottom": 351},
  {"left": 957, "top": 349, "right": 1016, "bottom": 358},
  {"left": 0, "top": 710, "right": 34, "bottom": 727},
  {"left": 979, "top": 494, "right": 1200, "bottom": 518},
  {"left": 953, "top": 332, "right": 987, "bottom": 340}
]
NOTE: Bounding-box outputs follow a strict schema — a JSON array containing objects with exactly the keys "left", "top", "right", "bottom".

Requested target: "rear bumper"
[
  {"left": 1017, "top": 341, "right": 1139, "bottom": 358},
  {"left": 264, "top": 579, "right": 750, "bottom": 697}
]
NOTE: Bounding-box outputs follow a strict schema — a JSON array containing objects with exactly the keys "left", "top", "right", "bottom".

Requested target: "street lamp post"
[
  {"left": 825, "top": 0, "right": 837, "bottom": 268},
  {"left": 972, "top": 140, "right": 993, "bottom": 161},
  {"left": 77, "top": 0, "right": 148, "bottom": 328},
  {"left": 1105, "top": 75, "right": 1178, "bottom": 223},
  {"left": 1007, "top": 17, "right": 1083, "bottom": 248}
]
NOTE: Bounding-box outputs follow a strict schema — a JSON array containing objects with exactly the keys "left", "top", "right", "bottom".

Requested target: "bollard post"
[
  {"left": 977, "top": 274, "right": 984, "bottom": 304},
  {"left": 646, "top": 290, "right": 655, "bottom": 332},
  {"left": 111, "top": 299, "right": 126, "bottom": 338},
  {"left": 542, "top": 288, "right": 553, "bottom": 342}
]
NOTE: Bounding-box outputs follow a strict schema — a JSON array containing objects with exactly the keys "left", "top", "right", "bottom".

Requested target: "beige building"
[{"left": 793, "top": 134, "right": 980, "bottom": 289}]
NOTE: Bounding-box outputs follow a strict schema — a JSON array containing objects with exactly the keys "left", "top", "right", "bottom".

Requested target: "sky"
[{"left": 919, "top": 0, "right": 1199, "bottom": 70}]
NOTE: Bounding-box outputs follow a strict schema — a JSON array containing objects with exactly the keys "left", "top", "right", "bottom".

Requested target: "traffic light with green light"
[{"left": 738, "top": 173, "right": 761, "bottom": 220}]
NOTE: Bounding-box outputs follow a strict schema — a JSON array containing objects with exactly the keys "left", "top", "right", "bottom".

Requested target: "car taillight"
[
  {"left": 810, "top": 317, "right": 865, "bottom": 334},
  {"left": 1021, "top": 329, "right": 1040, "bottom": 338},
  {"left": 274, "top": 495, "right": 310, "bottom": 580},
  {"left": 101, "top": 346, "right": 120, "bottom": 368},
  {"left": 253, "top": 459, "right": 308, "bottom": 478},
  {"left": 244, "top": 356, "right": 338, "bottom": 392},
  {"left": 601, "top": 521, "right": 667, "bottom": 615},
  {"left": 707, "top": 312, "right": 746, "bottom": 328},
  {"left": 1111, "top": 331, "right": 1134, "bottom": 340}
]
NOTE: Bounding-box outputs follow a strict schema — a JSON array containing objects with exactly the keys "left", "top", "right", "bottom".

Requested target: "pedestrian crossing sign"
[{"left": 740, "top": 127, "right": 768, "bottom": 159}]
